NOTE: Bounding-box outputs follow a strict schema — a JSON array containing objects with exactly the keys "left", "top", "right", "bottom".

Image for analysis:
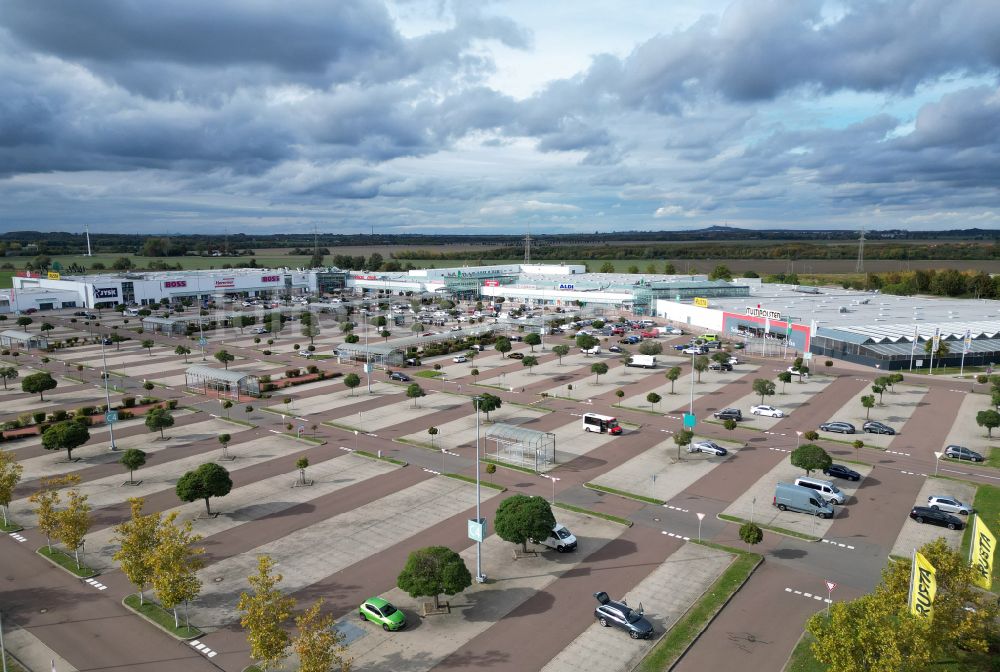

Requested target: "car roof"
[{"left": 364, "top": 596, "right": 390, "bottom": 608}]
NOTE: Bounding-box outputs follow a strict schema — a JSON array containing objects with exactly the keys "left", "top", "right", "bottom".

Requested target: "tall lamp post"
[
  {"left": 362, "top": 309, "right": 372, "bottom": 394},
  {"left": 473, "top": 396, "right": 486, "bottom": 583},
  {"left": 100, "top": 335, "right": 118, "bottom": 451},
  {"left": 689, "top": 350, "right": 696, "bottom": 417}
]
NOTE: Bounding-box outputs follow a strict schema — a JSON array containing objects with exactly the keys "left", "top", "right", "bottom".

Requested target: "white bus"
[{"left": 582, "top": 413, "right": 622, "bottom": 435}]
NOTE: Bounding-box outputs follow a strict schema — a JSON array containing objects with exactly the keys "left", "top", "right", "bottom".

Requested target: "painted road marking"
[
  {"left": 785, "top": 587, "right": 832, "bottom": 604},
  {"left": 886, "top": 450, "right": 910, "bottom": 457},
  {"left": 85, "top": 578, "right": 108, "bottom": 591},
  {"left": 338, "top": 446, "right": 354, "bottom": 452},
  {"left": 9, "top": 532, "right": 26, "bottom": 543},
  {"left": 900, "top": 470, "right": 928, "bottom": 477},
  {"left": 821, "top": 539, "right": 856, "bottom": 550},
  {"left": 268, "top": 429, "right": 282, "bottom": 434},
  {"left": 659, "top": 429, "right": 675, "bottom": 435},
  {"left": 769, "top": 447, "right": 791, "bottom": 453},
  {"left": 941, "top": 467, "right": 1000, "bottom": 481},
  {"left": 423, "top": 468, "right": 441, "bottom": 475},
  {"left": 663, "top": 504, "right": 690, "bottom": 513},
  {"left": 661, "top": 531, "right": 691, "bottom": 541},
  {"left": 189, "top": 640, "right": 218, "bottom": 659}
]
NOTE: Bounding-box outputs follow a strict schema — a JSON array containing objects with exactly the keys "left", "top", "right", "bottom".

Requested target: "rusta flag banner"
[
  {"left": 969, "top": 514, "right": 996, "bottom": 590},
  {"left": 908, "top": 550, "right": 937, "bottom": 621}
]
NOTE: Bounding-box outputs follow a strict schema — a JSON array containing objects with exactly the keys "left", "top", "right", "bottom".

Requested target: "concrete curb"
[
  {"left": 716, "top": 514, "right": 821, "bottom": 543},
  {"left": 120, "top": 595, "right": 203, "bottom": 641},
  {"left": 34, "top": 547, "right": 98, "bottom": 579}
]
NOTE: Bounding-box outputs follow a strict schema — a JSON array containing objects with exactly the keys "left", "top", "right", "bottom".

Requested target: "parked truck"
[
  {"left": 773, "top": 482, "right": 834, "bottom": 519},
  {"left": 626, "top": 355, "right": 658, "bottom": 369}
]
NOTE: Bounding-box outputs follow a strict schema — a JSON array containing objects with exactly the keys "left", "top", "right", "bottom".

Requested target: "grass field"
[{"left": 961, "top": 483, "right": 999, "bottom": 593}]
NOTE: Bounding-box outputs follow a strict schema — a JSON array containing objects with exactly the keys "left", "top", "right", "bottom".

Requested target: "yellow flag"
[
  {"left": 970, "top": 514, "right": 996, "bottom": 590},
  {"left": 909, "top": 551, "right": 936, "bottom": 621}
]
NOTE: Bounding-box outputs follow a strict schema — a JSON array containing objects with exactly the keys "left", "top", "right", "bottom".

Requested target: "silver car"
[
  {"left": 927, "top": 495, "right": 972, "bottom": 515},
  {"left": 687, "top": 441, "right": 728, "bottom": 456}
]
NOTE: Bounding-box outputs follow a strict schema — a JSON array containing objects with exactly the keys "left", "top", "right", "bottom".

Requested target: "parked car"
[
  {"left": 944, "top": 445, "right": 984, "bottom": 462},
  {"left": 909, "top": 506, "right": 964, "bottom": 530},
  {"left": 787, "top": 366, "right": 810, "bottom": 378},
  {"left": 593, "top": 592, "right": 654, "bottom": 640},
  {"left": 101, "top": 337, "right": 113, "bottom": 346},
  {"left": 927, "top": 495, "right": 972, "bottom": 515},
  {"left": 533, "top": 523, "right": 578, "bottom": 552},
  {"left": 359, "top": 597, "right": 406, "bottom": 631},
  {"left": 819, "top": 421, "right": 855, "bottom": 434},
  {"left": 688, "top": 441, "right": 728, "bottom": 456},
  {"left": 664, "top": 327, "right": 683, "bottom": 335},
  {"left": 713, "top": 408, "right": 742, "bottom": 421},
  {"left": 251, "top": 326, "right": 267, "bottom": 334},
  {"left": 708, "top": 361, "right": 733, "bottom": 371},
  {"left": 405, "top": 357, "right": 421, "bottom": 366},
  {"left": 84, "top": 313, "right": 98, "bottom": 320},
  {"left": 297, "top": 350, "right": 313, "bottom": 358},
  {"left": 389, "top": 372, "right": 411, "bottom": 382},
  {"left": 609, "top": 344, "right": 622, "bottom": 353},
  {"left": 863, "top": 420, "right": 896, "bottom": 435},
  {"left": 508, "top": 352, "right": 525, "bottom": 360},
  {"left": 452, "top": 355, "right": 467, "bottom": 363},
  {"left": 73, "top": 311, "right": 87, "bottom": 317},
  {"left": 750, "top": 405, "right": 784, "bottom": 418},
  {"left": 823, "top": 464, "right": 860, "bottom": 481},
  {"left": 733, "top": 342, "right": 746, "bottom": 349},
  {"left": 620, "top": 336, "right": 641, "bottom": 345},
  {"left": 682, "top": 347, "right": 703, "bottom": 355},
  {"left": 727, "top": 356, "right": 740, "bottom": 365}
]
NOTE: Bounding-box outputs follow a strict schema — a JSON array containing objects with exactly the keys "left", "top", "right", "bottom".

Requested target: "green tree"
[
  {"left": 112, "top": 497, "right": 161, "bottom": 604},
  {"left": 666, "top": 366, "right": 682, "bottom": 394},
  {"left": 41, "top": 420, "right": 90, "bottom": 460},
  {"left": 522, "top": 355, "right": 539, "bottom": 373},
  {"left": 494, "top": 336, "right": 512, "bottom": 358},
  {"left": 975, "top": 409, "right": 1000, "bottom": 438},
  {"left": 646, "top": 392, "right": 662, "bottom": 411},
  {"left": 427, "top": 426, "right": 438, "bottom": 447},
  {"left": 176, "top": 463, "right": 233, "bottom": 515},
  {"left": 145, "top": 407, "right": 174, "bottom": 439},
  {"left": 804, "top": 430, "right": 819, "bottom": 441},
  {"left": 871, "top": 382, "right": 886, "bottom": 404},
  {"left": 576, "top": 333, "right": 598, "bottom": 354},
  {"left": 777, "top": 370, "right": 793, "bottom": 393},
  {"left": 236, "top": 315, "right": 254, "bottom": 334},
  {"left": 300, "top": 312, "right": 320, "bottom": 345},
  {"left": 292, "top": 599, "right": 349, "bottom": 672},
  {"left": 40, "top": 322, "right": 55, "bottom": 335},
  {"left": 295, "top": 457, "right": 309, "bottom": 485},
  {"left": 673, "top": 429, "right": 694, "bottom": 460},
  {"left": 218, "top": 433, "right": 232, "bottom": 460},
  {"left": 693, "top": 355, "right": 709, "bottom": 382},
  {"left": 57, "top": 489, "right": 91, "bottom": 568},
  {"left": 638, "top": 340, "right": 663, "bottom": 356},
  {"left": 861, "top": 394, "right": 876, "bottom": 419},
  {"left": 494, "top": 494, "right": 556, "bottom": 553},
  {"left": 709, "top": 264, "right": 733, "bottom": 281},
  {"left": 524, "top": 333, "right": 541, "bottom": 351},
  {"left": 599, "top": 262, "right": 615, "bottom": 273},
  {"left": 852, "top": 439, "right": 864, "bottom": 461},
  {"left": 0, "top": 366, "right": 18, "bottom": 390},
  {"left": 0, "top": 449, "right": 24, "bottom": 527},
  {"left": 397, "top": 546, "right": 473, "bottom": 609},
  {"left": 614, "top": 389, "right": 625, "bottom": 406},
  {"left": 791, "top": 444, "right": 832, "bottom": 476},
  {"left": 591, "top": 362, "right": 609, "bottom": 383},
  {"left": 473, "top": 393, "right": 502, "bottom": 421},
  {"left": 21, "top": 371, "right": 57, "bottom": 401},
  {"left": 16, "top": 316, "right": 33, "bottom": 330},
  {"left": 723, "top": 418, "right": 738, "bottom": 432},
  {"left": 752, "top": 378, "right": 776, "bottom": 404},
  {"left": 238, "top": 555, "right": 295, "bottom": 671},
  {"left": 663, "top": 262, "right": 676, "bottom": 274},
  {"left": 406, "top": 383, "right": 425, "bottom": 408},
  {"left": 214, "top": 349, "right": 235, "bottom": 369},
  {"left": 221, "top": 400, "right": 233, "bottom": 418},
  {"left": 150, "top": 512, "right": 205, "bottom": 629},
  {"left": 738, "top": 521, "right": 763, "bottom": 551},
  {"left": 120, "top": 448, "right": 147, "bottom": 485},
  {"left": 551, "top": 344, "right": 569, "bottom": 363},
  {"left": 887, "top": 372, "right": 904, "bottom": 390},
  {"left": 174, "top": 345, "right": 191, "bottom": 362},
  {"left": 343, "top": 372, "right": 361, "bottom": 395},
  {"left": 141, "top": 339, "right": 154, "bottom": 354}
]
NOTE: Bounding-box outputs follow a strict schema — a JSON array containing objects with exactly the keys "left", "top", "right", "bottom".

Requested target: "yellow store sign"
[
  {"left": 47, "top": 271, "right": 61, "bottom": 280},
  {"left": 693, "top": 297, "right": 709, "bottom": 308}
]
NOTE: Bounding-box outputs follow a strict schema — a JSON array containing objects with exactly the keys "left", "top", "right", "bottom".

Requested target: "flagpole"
[
  {"left": 908, "top": 547, "right": 917, "bottom": 612},
  {"left": 909, "top": 328, "right": 918, "bottom": 372}
]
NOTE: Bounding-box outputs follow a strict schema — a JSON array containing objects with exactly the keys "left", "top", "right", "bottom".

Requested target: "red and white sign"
[
  {"left": 15, "top": 270, "right": 36, "bottom": 278},
  {"left": 163, "top": 280, "right": 187, "bottom": 288},
  {"left": 261, "top": 275, "right": 280, "bottom": 283},
  {"left": 215, "top": 278, "right": 235, "bottom": 288},
  {"left": 483, "top": 280, "right": 500, "bottom": 287},
  {"left": 353, "top": 275, "right": 377, "bottom": 281},
  {"left": 825, "top": 580, "right": 837, "bottom": 592}
]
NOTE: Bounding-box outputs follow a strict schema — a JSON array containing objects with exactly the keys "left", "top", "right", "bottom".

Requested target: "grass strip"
[
  {"left": 123, "top": 594, "right": 203, "bottom": 640},
  {"left": 281, "top": 432, "right": 325, "bottom": 445},
  {"left": 552, "top": 501, "right": 632, "bottom": 527},
  {"left": 354, "top": 449, "right": 407, "bottom": 467},
  {"left": 616, "top": 404, "right": 663, "bottom": 417},
  {"left": 444, "top": 473, "right": 506, "bottom": 491},
  {"left": 394, "top": 437, "right": 437, "bottom": 451},
  {"left": 63, "top": 374, "right": 88, "bottom": 384},
  {"left": 322, "top": 419, "right": 362, "bottom": 432},
  {"left": 415, "top": 370, "right": 445, "bottom": 379},
  {"left": 0, "top": 520, "right": 24, "bottom": 533},
  {"left": 717, "top": 513, "right": 820, "bottom": 542},
  {"left": 638, "top": 550, "right": 762, "bottom": 672},
  {"left": 37, "top": 546, "right": 97, "bottom": 578},
  {"left": 218, "top": 416, "right": 256, "bottom": 428},
  {"left": 785, "top": 632, "right": 826, "bottom": 672},
  {"left": 584, "top": 482, "right": 666, "bottom": 506},
  {"left": 471, "top": 383, "right": 509, "bottom": 391},
  {"left": 2, "top": 652, "right": 28, "bottom": 672},
  {"left": 480, "top": 456, "right": 538, "bottom": 475},
  {"left": 961, "top": 483, "right": 1000, "bottom": 594}
]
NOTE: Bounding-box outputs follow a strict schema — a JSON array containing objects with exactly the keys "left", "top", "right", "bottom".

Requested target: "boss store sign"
[
  {"left": 163, "top": 280, "right": 187, "bottom": 289},
  {"left": 261, "top": 275, "right": 281, "bottom": 283},
  {"left": 94, "top": 287, "right": 119, "bottom": 299}
]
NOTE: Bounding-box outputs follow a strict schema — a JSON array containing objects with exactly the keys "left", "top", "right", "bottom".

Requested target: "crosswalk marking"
[{"left": 9, "top": 532, "right": 27, "bottom": 543}]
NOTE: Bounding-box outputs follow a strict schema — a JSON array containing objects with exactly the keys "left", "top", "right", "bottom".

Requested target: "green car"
[{"left": 359, "top": 597, "right": 406, "bottom": 631}]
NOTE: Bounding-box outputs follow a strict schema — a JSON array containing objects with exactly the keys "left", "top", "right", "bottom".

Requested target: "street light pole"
[
  {"left": 689, "top": 351, "right": 695, "bottom": 417},
  {"left": 796, "top": 431, "right": 803, "bottom": 449},
  {"left": 474, "top": 396, "right": 485, "bottom": 583},
  {"left": 363, "top": 309, "right": 372, "bottom": 394},
  {"left": 100, "top": 336, "right": 117, "bottom": 451}
]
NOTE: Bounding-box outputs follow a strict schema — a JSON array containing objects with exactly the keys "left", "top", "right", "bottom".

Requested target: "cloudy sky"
[{"left": 1, "top": 0, "right": 998, "bottom": 235}]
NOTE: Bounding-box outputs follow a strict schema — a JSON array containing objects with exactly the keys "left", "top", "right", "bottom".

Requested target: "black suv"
[
  {"left": 863, "top": 420, "right": 896, "bottom": 435},
  {"left": 823, "top": 464, "right": 860, "bottom": 481},
  {"left": 389, "top": 372, "right": 411, "bottom": 382},
  {"left": 594, "top": 592, "right": 653, "bottom": 639},
  {"left": 713, "top": 408, "right": 742, "bottom": 421},
  {"left": 708, "top": 361, "right": 733, "bottom": 371},
  {"left": 909, "top": 506, "right": 964, "bottom": 530},
  {"left": 819, "top": 421, "right": 855, "bottom": 434}
]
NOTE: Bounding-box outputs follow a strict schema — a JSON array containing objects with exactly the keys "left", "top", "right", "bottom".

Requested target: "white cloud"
[{"left": 479, "top": 199, "right": 581, "bottom": 216}]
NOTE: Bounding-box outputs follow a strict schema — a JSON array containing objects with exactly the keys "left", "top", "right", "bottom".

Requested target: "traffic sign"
[
  {"left": 104, "top": 411, "right": 119, "bottom": 424},
  {"left": 825, "top": 580, "right": 837, "bottom": 592},
  {"left": 467, "top": 518, "right": 486, "bottom": 543},
  {"left": 198, "top": 337, "right": 208, "bottom": 346},
  {"left": 683, "top": 413, "right": 697, "bottom": 429}
]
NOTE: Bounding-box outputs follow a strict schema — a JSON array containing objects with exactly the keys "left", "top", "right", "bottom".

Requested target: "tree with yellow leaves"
[
  {"left": 807, "top": 538, "right": 1000, "bottom": 671},
  {"left": 28, "top": 475, "right": 79, "bottom": 551},
  {"left": 237, "top": 555, "right": 295, "bottom": 671},
  {"left": 0, "top": 448, "right": 23, "bottom": 528},
  {"left": 112, "top": 498, "right": 161, "bottom": 605},
  {"left": 292, "top": 599, "right": 351, "bottom": 672},
  {"left": 57, "top": 488, "right": 91, "bottom": 569},
  {"left": 150, "top": 512, "right": 205, "bottom": 629}
]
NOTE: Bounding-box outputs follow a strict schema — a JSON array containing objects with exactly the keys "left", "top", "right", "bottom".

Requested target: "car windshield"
[
  {"left": 380, "top": 603, "right": 397, "bottom": 616},
  {"left": 556, "top": 528, "right": 572, "bottom": 539},
  {"left": 625, "top": 610, "right": 644, "bottom": 624}
]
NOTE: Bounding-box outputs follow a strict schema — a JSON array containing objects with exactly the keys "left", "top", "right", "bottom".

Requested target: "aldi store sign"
[{"left": 745, "top": 306, "right": 781, "bottom": 320}]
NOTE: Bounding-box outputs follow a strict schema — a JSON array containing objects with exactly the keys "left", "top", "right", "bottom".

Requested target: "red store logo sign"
[
  {"left": 261, "top": 275, "right": 281, "bottom": 283},
  {"left": 164, "top": 280, "right": 187, "bottom": 288}
]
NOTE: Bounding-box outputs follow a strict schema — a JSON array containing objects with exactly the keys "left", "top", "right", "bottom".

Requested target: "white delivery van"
[
  {"left": 794, "top": 476, "right": 846, "bottom": 505},
  {"left": 626, "top": 355, "right": 657, "bottom": 368}
]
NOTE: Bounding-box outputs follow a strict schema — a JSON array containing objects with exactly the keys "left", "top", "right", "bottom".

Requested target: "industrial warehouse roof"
[
  {"left": 183, "top": 365, "right": 257, "bottom": 384},
  {"left": 817, "top": 321, "right": 1000, "bottom": 345}
]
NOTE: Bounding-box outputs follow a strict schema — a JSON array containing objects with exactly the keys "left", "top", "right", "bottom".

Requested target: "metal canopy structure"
[
  {"left": 141, "top": 316, "right": 188, "bottom": 335},
  {"left": 0, "top": 329, "right": 48, "bottom": 349},
  {"left": 334, "top": 341, "right": 403, "bottom": 368},
  {"left": 184, "top": 365, "right": 260, "bottom": 399},
  {"left": 484, "top": 423, "right": 555, "bottom": 471}
]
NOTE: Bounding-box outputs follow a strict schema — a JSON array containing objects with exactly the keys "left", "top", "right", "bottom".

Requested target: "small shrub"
[
  {"left": 825, "top": 360, "right": 833, "bottom": 367},
  {"left": 123, "top": 396, "right": 136, "bottom": 408},
  {"left": 76, "top": 364, "right": 83, "bottom": 371},
  {"left": 117, "top": 410, "right": 134, "bottom": 420},
  {"left": 307, "top": 365, "right": 319, "bottom": 374},
  {"left": 260, "top": 374, "right": 272, "bottom": 384},
  {"left": 262, "top": 349, "right": 272, "bottom": 355},
  {"left": 51, "top": 409, "right": 69, "bottom": 422},
  {"left": 77, "top": 406, "right": 95, "bottom": 417},
  {"left": 285, "top": 369, "right": 300, "bottom": 379},
  {"left": 33, "top": 411, "right": 47, "bottom": 425},
  {"left": 167, "top": 399, "right": 178, "bottom": 410}
]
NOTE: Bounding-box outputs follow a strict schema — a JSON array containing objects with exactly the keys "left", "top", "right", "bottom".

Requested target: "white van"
[
  {"left": 126, "top": 307, "right": 140, "bottom": 317},
  {"left": 794, "top": 476, "right": 846, "bottom": 505},
  {"left": 536, "top": 523, "right": 577, "bottom": 552}
]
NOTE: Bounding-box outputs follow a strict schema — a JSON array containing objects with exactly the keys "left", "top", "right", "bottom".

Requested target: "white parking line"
[
  {"left": 769, "top": 447, "right": 791, "bottom": 453},
  {"left": 662, "top": 504, "right": 690, "bottom": 513},
  {"left": 189, "top": 640, "right": 218, "bottom": 658},
  {"left": 886, "top": 450, "right": 910, "bottom": 457},
  {"left": 422, "top": 468, "right": 441, "bottom": 475},
  {"left": 8, "top": 532, "right": 27, "bottom": 543},
  {"left": 785, "top": 587, "right": 832, "bottom": 604},
  {"left": 660, "top": 531, "right": 691, "bottom": 541},
  {"left": 821, "top": 539, "right": 856, "bottom": 550},
  {"left": 84, "top": 577, "right": 108, "bottom": 591}
]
